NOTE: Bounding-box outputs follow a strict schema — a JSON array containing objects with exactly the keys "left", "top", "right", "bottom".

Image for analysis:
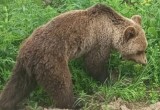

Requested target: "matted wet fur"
[{"left": 0, "top": 4, "right": 147, "bottom": 110}]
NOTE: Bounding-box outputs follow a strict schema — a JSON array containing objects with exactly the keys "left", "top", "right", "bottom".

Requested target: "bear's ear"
[
  {"left": 124, "top": 26, "right": 136, "bottom": 42},
  {"left": 131, "top": 15, "right": 141, "bottom": 25}
]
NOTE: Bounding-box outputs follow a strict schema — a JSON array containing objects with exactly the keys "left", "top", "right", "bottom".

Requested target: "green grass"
[{"left": 0, "top": 0, "right": 160, "bottom": 109}]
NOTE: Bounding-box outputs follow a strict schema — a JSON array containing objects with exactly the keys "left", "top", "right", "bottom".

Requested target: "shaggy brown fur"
[{"left": 0, "top": 4, "right": 147, "bottom": 110}]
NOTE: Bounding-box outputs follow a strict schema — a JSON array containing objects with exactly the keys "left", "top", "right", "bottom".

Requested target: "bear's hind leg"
[
  {"left": 0, "top": 61, "right": 37, "bottom": 110},
  {"left": 35, "top": 59, "right": 74, "bottom": 109}
]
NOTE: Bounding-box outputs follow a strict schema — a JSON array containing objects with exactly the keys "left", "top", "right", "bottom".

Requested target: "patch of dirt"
[
  {"left": 42, "top": 100, "right": 160, "bottom": 110},
  {"left": 23, "top": 98, "right": 160, "bottom": 110},
  {"left": 107, "top": 98, "right": 160, "bottom": 110}
]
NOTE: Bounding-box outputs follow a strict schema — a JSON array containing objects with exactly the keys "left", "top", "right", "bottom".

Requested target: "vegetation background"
[{"left": 0, "top": 0, "right": 160, "bottom": 109}]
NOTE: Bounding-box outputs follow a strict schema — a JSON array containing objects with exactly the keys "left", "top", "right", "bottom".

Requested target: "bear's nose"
[{"left": 142, "top": 58, "right": 147, "bottom": 66}]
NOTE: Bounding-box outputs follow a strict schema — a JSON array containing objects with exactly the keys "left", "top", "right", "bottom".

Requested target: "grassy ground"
[{"left": 0, "top": 0, "right": 160, "bottom": 109}]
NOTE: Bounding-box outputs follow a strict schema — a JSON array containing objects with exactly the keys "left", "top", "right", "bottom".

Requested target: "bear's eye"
[{"left": 137, "top": 51, "right": 143, "bottom": 55}]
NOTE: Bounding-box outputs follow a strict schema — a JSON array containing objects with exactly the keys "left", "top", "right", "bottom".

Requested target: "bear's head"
[{"left": 112, "top": 15, "right": 148, "bottom": 65}]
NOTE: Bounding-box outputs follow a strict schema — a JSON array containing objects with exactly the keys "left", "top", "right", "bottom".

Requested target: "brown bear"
[{"left": 0, "top": 4, "right": 147, "bottom": 110}]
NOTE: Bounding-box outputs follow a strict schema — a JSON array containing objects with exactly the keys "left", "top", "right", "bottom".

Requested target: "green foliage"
[{"left": 0, "top": 0, "right": 160, "bottom": 109}]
